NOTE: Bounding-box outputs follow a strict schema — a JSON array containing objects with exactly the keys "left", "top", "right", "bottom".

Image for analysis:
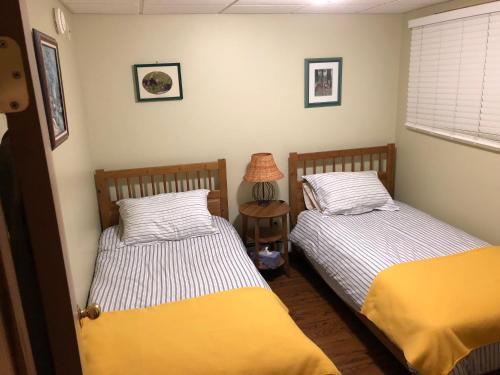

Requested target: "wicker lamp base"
[{"left": 252, "top": 182, "right": 276, "bottom": 206}]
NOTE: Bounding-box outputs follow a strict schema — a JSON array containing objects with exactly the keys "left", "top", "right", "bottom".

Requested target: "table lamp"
[{"left": 243, "top": 153, "right": 284, "bottom": 206}]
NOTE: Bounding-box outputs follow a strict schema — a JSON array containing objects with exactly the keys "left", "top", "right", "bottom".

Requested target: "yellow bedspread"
[
  {"left": 361, "top": 246, "right": 500, "bottom": 375},
  {"left": 81, "top": 287, "right": 339, "bottom": 375}
]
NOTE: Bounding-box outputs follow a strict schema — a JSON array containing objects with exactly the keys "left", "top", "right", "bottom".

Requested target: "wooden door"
[
  {"left": 0, "top": 308, "right": 17, "bottom": 375},
  {"left": 0, "top": 203, "right": 36, "bottom": 375},
  {"left": 1, "top": 0, "right": 83, "bottom": 373}
]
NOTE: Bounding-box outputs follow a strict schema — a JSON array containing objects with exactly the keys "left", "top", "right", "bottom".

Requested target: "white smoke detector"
[{"left": 54, "top": 8, "right": 68, "bottom": 35}]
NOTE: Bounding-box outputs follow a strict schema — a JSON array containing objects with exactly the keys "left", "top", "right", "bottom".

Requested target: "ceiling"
[{"left": 61, "top": 0, "right": 450, "bottom": 15}]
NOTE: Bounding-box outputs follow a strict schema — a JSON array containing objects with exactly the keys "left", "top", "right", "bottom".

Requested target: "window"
[{"left": 406, "top": 2, "right": 500, "bottom": 151}]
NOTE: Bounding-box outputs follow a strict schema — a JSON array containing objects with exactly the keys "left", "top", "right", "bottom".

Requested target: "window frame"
[{"left": 406, "top": 1, "right": 500, "bottom": 153}]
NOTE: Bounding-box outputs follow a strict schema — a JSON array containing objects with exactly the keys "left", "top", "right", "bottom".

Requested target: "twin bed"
[
  {"left": 81, "top": 145, "right": 499, "bottom": 375},
  {"left": 289, "top": 144, "right": 500, "bottom": 375},
  {"left": 90, "top": 160, "right": 267, "bottom": 311},
  {"left": 82, "top": 160, "right": 338, "bottom": 375}
]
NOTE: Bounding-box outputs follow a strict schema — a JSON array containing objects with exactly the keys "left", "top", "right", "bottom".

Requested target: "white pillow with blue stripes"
[
  {"left": 303, "top": 182, "right": 321, "bottom": 210},
  {"left": 117, "top": 189, "right": 217, "bottom": 245},
  {"left": 303, "top": 171, "right": 399, "bottom": 215}
]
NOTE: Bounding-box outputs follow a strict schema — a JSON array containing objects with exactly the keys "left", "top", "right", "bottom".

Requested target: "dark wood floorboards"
[{"left": 266, "top": 254, "right": 409, "bottom": 375}]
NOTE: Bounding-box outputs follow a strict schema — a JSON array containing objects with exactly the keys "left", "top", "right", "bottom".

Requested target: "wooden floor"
[{"left": 266, "top": 255, "right": 409, "bottom": 375}]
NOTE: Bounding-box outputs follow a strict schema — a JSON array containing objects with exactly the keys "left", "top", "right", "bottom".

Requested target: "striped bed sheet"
[
  {"left": 290, "top": 202, "right": 500, "bottom": 375},
  {"left": 88, "top": 216, "right": 268, "bottom": 312}
]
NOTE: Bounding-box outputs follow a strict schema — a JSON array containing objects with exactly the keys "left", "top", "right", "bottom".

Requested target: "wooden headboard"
[
  {"left": 94, "top": 159, "right": 229, "bottom": 230},
  {"left": 289, "top": 144, "right": 396, "bottom": 228}
]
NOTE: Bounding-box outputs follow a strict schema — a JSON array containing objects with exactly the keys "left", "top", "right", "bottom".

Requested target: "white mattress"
[
  {"left": 290, "top": 202, "right": 487, "bottom": 310},
  {"left": 290, "top": 202, "right": 499, "bottom": 375},
  {"left": 88, "top": 216, "right": 268, "bottom": 312}
]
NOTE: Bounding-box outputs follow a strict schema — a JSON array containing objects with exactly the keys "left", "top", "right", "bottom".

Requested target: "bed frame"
[
  {"left": 95, "top": 159, "right": 229, "bottom": 230},
  {"left": 288, "top": 144, "right": 408, "bottom": 366}
]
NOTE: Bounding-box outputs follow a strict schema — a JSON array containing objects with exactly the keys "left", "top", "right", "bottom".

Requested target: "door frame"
[{"left": 1, "top": 0, "right": 83, "bottom": 373}]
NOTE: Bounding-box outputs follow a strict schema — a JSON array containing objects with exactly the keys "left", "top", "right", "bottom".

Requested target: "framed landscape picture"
[
  {"left": 33, "top": 29, "right": 69, "bottom": 149},
  {"left": 305, "top": 57, "right": 342, "bottom": 108},
  {"left": 133, "top": 63, "right": 183, "bottom": 102}
]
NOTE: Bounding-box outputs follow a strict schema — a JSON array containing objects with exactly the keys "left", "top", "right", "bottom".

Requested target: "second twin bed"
[{"left": 289, "top": 144, "right": 500, "bottom": 375}]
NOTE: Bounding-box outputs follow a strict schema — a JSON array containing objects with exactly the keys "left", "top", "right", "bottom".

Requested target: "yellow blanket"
[
  {"left": 81, "top": 287, "right": 339, "bottom": 375},
  {"left": 361, "top": 246, "right": 500, "bottom": 375}
]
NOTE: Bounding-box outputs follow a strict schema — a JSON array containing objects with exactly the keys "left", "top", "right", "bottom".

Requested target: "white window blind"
[{"left": 406, "top": 3, "right": 500, "bottom": 151}]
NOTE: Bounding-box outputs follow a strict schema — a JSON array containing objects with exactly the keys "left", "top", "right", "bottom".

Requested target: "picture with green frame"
[
  {"left": 133, "top": 63, "right": 183, "bottom": 102},
  {"left": 305, "top": 57, "right": 342, "bottom": 108}
]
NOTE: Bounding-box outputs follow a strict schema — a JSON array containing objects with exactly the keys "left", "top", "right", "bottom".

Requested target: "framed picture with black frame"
[
  {"left": 304, "top": 57, "right": 342, "bottom": 108},
  {"left": 33, "top": 29, "right": 69, "bottom": 149},
  {"left": 133, "top": 63, "right": 183, "bottom": 102}
]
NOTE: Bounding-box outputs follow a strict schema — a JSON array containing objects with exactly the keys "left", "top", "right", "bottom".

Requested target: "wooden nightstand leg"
[
  {"left": 269, "top": 219, "right": 276, "bottom": 250},
  {"left": 282, "top": 214, "right": 290, "bottom": 276},
  {"left": 254, "top": 219, "right": 260, "bottom": 267},
  {"left": 242, "top": 215, "right": 248, "bottom": 245}
]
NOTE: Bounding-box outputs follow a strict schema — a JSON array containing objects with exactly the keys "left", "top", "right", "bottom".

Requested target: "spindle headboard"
[
  {"left": 288, "top": 144, "right": 396, "bottom": 228},
  {"left": 94, "top": 159, "right": 229, "bottom": 230}
]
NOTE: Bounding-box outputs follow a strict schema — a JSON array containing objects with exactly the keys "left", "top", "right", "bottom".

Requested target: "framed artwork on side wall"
[
  {"left": 33, "top": 29, "right": 69, "bottom": 150},
  {"left": 133, "top": 63, "right": 183, "bottom": 102},
  {"left": 305, "top": 57, "right": 342, "bottom": 108}
]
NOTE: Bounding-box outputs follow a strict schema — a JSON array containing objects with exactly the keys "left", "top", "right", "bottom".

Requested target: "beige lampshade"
[{"left": 243, "top": 153, "right": 284, "bottom": 182}]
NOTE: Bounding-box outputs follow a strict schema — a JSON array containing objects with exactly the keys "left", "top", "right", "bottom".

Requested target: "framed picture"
[
  {"left": 305, "top": 57, "right": 342, "bottom": 108},
  {"left": 33, "top": 29, "right": 69, "bottom": 149},
  {"left": 133, "top": 63, "right": 183, "bottom": 102}
]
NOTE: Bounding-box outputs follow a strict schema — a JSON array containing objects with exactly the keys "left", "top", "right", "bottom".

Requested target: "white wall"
[
  {"left": 26, "top": 0, "right": 101, "bottom": 306},
  {"left": 0, "top": 114, "right": 7, "bottom": 137},
  {"left": 395, "top": 0, "right": 500, "bottom": 244},
  {"left": 72, "top": 13, "right": 403, "bottom": 224}
]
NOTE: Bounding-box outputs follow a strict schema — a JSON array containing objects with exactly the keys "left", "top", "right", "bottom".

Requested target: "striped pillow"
[
  {"left": 303, "top": 171, "right": 399, "bottom": 215},
  {"left": 303, "top": 182, "right": 320, "bottom": 210},
  {"left": 117, "top": 189, "right": 217, "bottom": 245}
]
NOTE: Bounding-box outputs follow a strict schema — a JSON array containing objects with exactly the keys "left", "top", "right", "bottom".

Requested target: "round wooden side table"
[{"left": 239, "top": 200, "right": 290, "bottom": 275}]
